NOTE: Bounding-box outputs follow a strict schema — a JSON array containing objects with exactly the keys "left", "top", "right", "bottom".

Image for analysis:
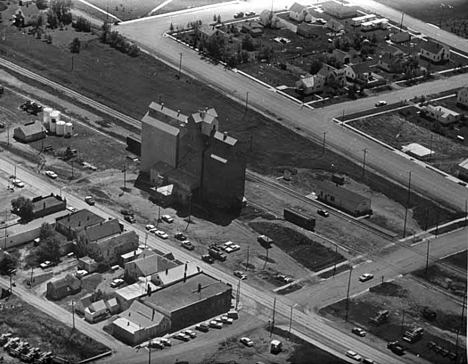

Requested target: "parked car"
[
  {"left": 224, "top": 241, "right": 240, "bottom": 253},
  {"left": 209, "top": 320, "right": 223, "bottom": 329},
  {"left": 84, "top": 196, "right": 95, "bottom": 205},
  {"left": 375, "top": 100, "right": 387, "bottom": 107},
  {"left": 240, "top": 337, "right": 253, "bottom": 347},
  {"left": 154, "top": 230, "right": 169, "bottom": 239},
  {"left": 110, "top": 278, "right": 125, "bottom": 288},
  {"left": 195, "top": 323, "right": 209, "bottom": 332},
  {"left": 352, "top": 327, "right": 366, "bottom": 337},
  {"left": 182, "top": 329, "right": 197, "bottom": 338},
  {"left": 159, "top": 338, "right": 171, "bottom": 346},
  {"left": 317, "top": 209, "right": 329, "bottom": 217},
  {"left": 275, "top": 274, "right": 294, "bottom": 284},
  {"left": 175, "top": 232, "right": 187, "bottom": 241},
  {"left": 146, "top": 224, "right": 156, "bottom": 232},
  {"left": 39, "top": 261, "right": 53, "bottom": 269},
  {"left": 233, "top": 270, "right": 247, "bottom": 280},
  {"left": 174, "top": 333, "right": 190, "bottom": 342},
  {"left": 220, "top": 315, "right": 234, "bottom": 325},
  {"left": 161, "top": 214, "right": 174, "bottom": 223},
  {"left": 181, "top": 241, "right": 195, "bottom": 250},
  {"left": 45, "top": 170, "right": 58, "bottom": 179},
  {"left": 245, "top": 11, "right": 256, "bottom": 16},
  {"left": 201, "top": 254, "right": 214, "bottom": 264},
  {"left": 346, "top": 350, "right": 362, "bottom": 361},
  {"left": 149, "top": 340, "right": 164, "bottom": 349},
  {"left": 359, "top": 273, "right": 374, "bottom": 282},
  {"left": 234, "top": 11, "right": 244, "bottom": 18},
  {"left": 124, "top": 215, "right": 136, "bottom": 223},
  {"left": 12, "top": 179, "right": 24, "bottom": 188}
]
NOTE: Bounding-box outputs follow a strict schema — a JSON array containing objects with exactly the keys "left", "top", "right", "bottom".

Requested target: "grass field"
[
  {"left": 441, "top": 250, "right": 467, "bottom": 271},
  {"left": 0, "top": 295, "right": 109, "bottom": 361}
]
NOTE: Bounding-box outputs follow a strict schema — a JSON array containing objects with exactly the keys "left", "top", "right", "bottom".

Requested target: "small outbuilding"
[
  {"left": 13, "top": 121, "right": 46, "bottom": 143},
  {"left": 402, "top": 143, "right": 434, "bottom": 160}
]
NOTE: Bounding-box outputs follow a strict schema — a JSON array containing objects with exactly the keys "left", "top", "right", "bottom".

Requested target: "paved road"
[{"left": 116, "top": 2, "right": 468, "bottom": 214}]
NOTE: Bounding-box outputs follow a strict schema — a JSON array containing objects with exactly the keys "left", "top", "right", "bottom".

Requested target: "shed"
[
  {"left": 13, "top": 121, "right": 46, "bottom": 143},
  {"left": 402, "top": 143, "right": 434, "bottom": 160}
]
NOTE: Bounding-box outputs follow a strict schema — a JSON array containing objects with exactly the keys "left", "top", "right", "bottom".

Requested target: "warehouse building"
[
  {"left": 315, "top": 181, "right": 372, "bottom": 216},
  {"left": 13, "top": 121, "right": 46, "bottom": 143}
]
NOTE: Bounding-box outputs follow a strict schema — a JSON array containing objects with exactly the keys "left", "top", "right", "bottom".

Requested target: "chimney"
[
  {"left": 161, "top": 103, "right": 164, "bottom": 110},
  {"left": 223, "top": 131, "right": 228, "bottom": 140}
]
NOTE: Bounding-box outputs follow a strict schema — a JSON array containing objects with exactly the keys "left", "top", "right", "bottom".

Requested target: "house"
[
  {"left": 352, "top": 14, "right": 376, "bottom": 26},
  {"left": 141, "top": 272, "right": 232, "bottom": 333},
  {"left": 82, "top": 218, "right": 123, "bottom": 243},
  {"left": 361, "top": 18, "right": 388, "bottom": 31},
  {"left": 296, "top": 22, "right": 317, "bottom": 38},
  {"left": 77, "top": 256, "right": 98, "bottom": 273},
  {"left": 422, "top": 105, "right": 462, "bottom": 125},
  {"left": 241, "top": 22, "right": 264, "bottom": 37},
  {"left": 13, "top": 121, "right": 46, "bottom": 143},
  {"left": 121, "top": 248, "right": 156, "bottom": 266},
  {"left": 420, "top": 40, "right": 450, "bottom": 63},
  {"left": 88, "top": 231, "right": 140, "bottom": 265},
  {"left": 378, "top": 53, "right": 405, "bottom": 73},
  {"left": 74, "top": 293, "right": 95, "bottom": 316},
  {"left": 125, "top": 253, "right": 177, "bottom": 280},
  {"left": 458, "top": 157, "right": 468, "bottom": 181},
  {"left": 457, "top": 86, "right": 468, "bottom": 108},
  {"left": 289, "top": 2, "right": 313, "bottom": 23},
  {"left": 318, "top": 63, "right": 346, "bottom": 87},
  {"left": 111, "top": 300, "right": 171, "bottom": 345},
  {"left": 197, "top": 24, "right": 228, "bottom": 43},
  {"left": 259, "top": 10, "right": 281, "bottom": 28},
  {"left": 345, "top": 62, "right": 373, "bottom": 83},
  {"left": 322, "top": 1, "right": 357, "bottom": 19},
  {"left": 401, "top": 143, "right": 434, "bottom": 160},
  {"left": 56, "top": 209, "right": 105, "bottom": 240},
  {"left": 326, "top": 19, "right": 345, "bottom": 32},
  {"left": 295, "top": 74, "right": 325, "bottom": 95},
  {"left": 314, "top": 181, "right": 372, "bottom": 216},
  {"left": 380, "top": 44, "right": 405, "bottom": 57},
  {"left": 389, "top": 31, "right": 411, "bottom": 43},
  {"left": 332, "top": 49, "right": 351, "bottom": 64},
  {"left": 32, "top": 193, "right": 67, "bottom": 219},
  {"left": 151, "top": 261, "right": 201, "bottom": 287},
  {"left": 46, "top": 273, "right": 81, "bottom": 300},
  {"left": 84, "top": 300, "right": 109, "bottom": 323}
]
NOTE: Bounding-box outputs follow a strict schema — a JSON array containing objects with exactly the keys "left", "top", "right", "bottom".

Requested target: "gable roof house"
[
  {"left": 77, "top": 218, "right": 124, "bottom": 255},
  {"left": 332, "top": 49, "right": 351, "bottom": 64},
  {"left": 345, "top": 62, "right": 373, "bottom": 83},
  {"left": 318, "top": 63, "right": 346, "bottom": 87},
  {"left": 315, "top": 181, "right": 372, "bottom": 216},
  {"left": 389, "top": 31, "right": 411, "bottom": 43},
  {"left": 326, "top": 18, "right": 345, "bottom": 32},
  {"left": 84, "top": 299, "right": 110, "bottom": 323},
  {"left": 457, "top": 86, "right": 468, "bottom": 108},
  {"left": 296, "top": 22, "right": 317, "bottom": 38},
  {"left": 88, "top": 230, "right": 140, "bottom": 265},
  {"left": 422, "top": 104, "right": 462, "bottom": 125},
  {"left": 259, "top": 10, "right": 281, "bottom": 28},
  {"left": 378, "top": 52, "right": 405, "bottom": 73},
  {"left": 13, "top": 121, "right": 46, "bottom": 143},
  {"left": 125, "top": 253, "right": 178, "bottom": 280},
  {"left": 46, "top": 273, "right": 82, "bottom": 300},
  {"left": 295, "top": 74, "right": 326, "bottom": 95},
  {"left": 289, "top": 3, "right": 314, "bottom": 23},
  {"left": 241, "top": 21, "right": 264, "bottom": 38},
  {"left": 197, "top": 24, "right": 226, "bottom": 43},
  {"left": 420, "top": 40, "right": 450, "bottom": 63}
]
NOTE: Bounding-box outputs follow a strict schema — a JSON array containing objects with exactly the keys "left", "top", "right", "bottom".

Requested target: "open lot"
[
  {"left": 320, "top": 276, "right": 467, "bottom": 364},
  {"left": 441, "top": 250, "right": 467, "bottom": 271},
  {"left": 0, "top": 294, "right": 109, "bottom": 362}
]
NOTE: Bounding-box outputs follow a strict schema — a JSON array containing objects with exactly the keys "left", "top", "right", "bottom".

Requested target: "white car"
[
  {"left": 225, "top": 244, "right": 240, "bottom": 253},
  {"left": 12, "top": 179, "right": 24, "bottom": 188},
  {"left": 234, "top": 270, "right": 247, "bottom": 280},
  {"left": 161, "top": 214, "right": 174, "bottom": 223},
  {"left": 346, "top": 350, "right": 362, "bottom": 361},
  {"left": 359, "top": 273, "right": 374, "bottom": 282},
  {"left": 45, "top": 170, "right": 58, "bottom": 179},
  {"left": 110, "top": 278, "right": 125, "bottom": 288},
  {"left": 155, "top": 230, "right": 169, "bottom": 239},
  {"left": 240, "top": 337, "right": 253, "bottom": 347},
  {"left": 182, "top": 329, "right": 197, "bottom": 338},
  {"left": 146, "top": 224, "right": 156, "bottom": 232},
  {"left": 375, "top": 100, "right": 387, "bottom": 107},
  {"left": 39, "top": 260, "right": 52, "bottom": 269},
  {"left": 220, "top": 315, "right": 233, "bottom": 324}
]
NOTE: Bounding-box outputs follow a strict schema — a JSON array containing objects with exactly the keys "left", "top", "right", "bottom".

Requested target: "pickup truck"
[{"left": 209, "top": 247, "right": 226, "bottom": 261}]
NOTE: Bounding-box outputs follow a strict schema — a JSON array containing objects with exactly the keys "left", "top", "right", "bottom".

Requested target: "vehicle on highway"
[
  {"left": 175, "top": 232, "right": 187, "bottom": 241},
  {"left": 161, "top": 214, "right": 174, "bottom": 223},
  {"left": 234, "top": 11, "right": 244, "bottom": 18},
  {"left": 45, "top": 170, "right": 58, "bottom": 179},
  {"left": 209, "top": 320, "right": 223, "bottom": 329},
  {"left": 346, "top": 350, "right": 362, "bottom": 361},
  {"left": 39, "top": 261, "right": 53, "bottom": 269},
  {"left": 146, "top": 224, "right": 156, "bottom": 232},
  {"left": 201, "top": 254, "right": 214, "bottom": 264},
  {"left": 155, "top": 230, "right": 169, "bottom": 239},
  {"left": 375, "top": 100, "right": 387, "bottom": 107},
  {"left": 317, "top": 209, "right": 329, "bottom": 217},
  {"left": 84, "top": 196, "right": 95, "bottom": 205},
  {"left": 362, "top": 358, "right": 377, "bottom": 364},
  {"left": 182, "top": 329, "right": 197, "bottom": 338},
  {"left": 352, "top": 327, "right": 366, "bottom": 337},
  {"left": 233, "top": 270, "right": 247, "bottom": 280},
  {"left": 110, "top": 278, "right": 125, "bottom": 288},
  {"left": 174, "top": 333, "right": 190, "bottom": 342},
  {"left": 12, "top": 179, "right": 24, "bottom": 188},
  {"left": 195, "top": 323, "right": 209, "bottom": 332},
  {"left": 124, "top": 215, "right": 136, "bottom": 223},
  {"left": 181, "top": 240, "right": 195, "bottom": 250},
  {"left": 359, "top": 273, "right": 374, "bottom": 282},
  {"left": 240, "top": 337, "right": 253, "bottom": 347}
]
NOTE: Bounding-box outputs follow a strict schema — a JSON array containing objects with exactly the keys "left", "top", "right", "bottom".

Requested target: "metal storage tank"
[
  {"left": 49, "top": 110, "right": 60, "bottom": 134},
  {"left": 56, "top": 120, "right": 66, "bottom": 136},
  {"left": 43, "top": 107, "right": 53, "bottom": 127},
  {"left": 65, "top": 122, "right": 73, "bottom": 137}
]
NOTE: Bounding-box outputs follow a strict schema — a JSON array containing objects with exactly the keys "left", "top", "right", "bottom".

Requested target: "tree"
[
  {"left": 127, "top": 43, "right": 139, "bottom": 57},
  {"left": 50, "top": 0, "right": 73, "bottom": 25},
  {"left": 36, "top": 0, "right": 49, "bottom": 10},
  {"left": 241, "top": 34, "right": 255, "bottom": 51},
  {"left": 100, "top": 21, "right": 111, "bottom": 43},
  {"left": 258, "top": 45, "right": 274, "bottom": 63},
  {"left": 47, "top": 9, "right": 58, "bottom": 29},
  {"left": 31, "top": 13, "right": 44, "bottom": 29},
  {"left": 75, "top": 16, "right": 91, "bottom": 32},
  {"left": 39, "top": 222, "right": 55, "bottom": 241},
  {"left": 309, "top": 58, "right": 322, "bottom": 75},
  {"left": 227, "top": 54, "right": 239, "bottom": 68},
  {"left": 217, "top": 14, "right": 221, "bottom": 24},
  {"left": 0, "top": 254, "right": 17, "bottom": 275},
  {"left": 11, "top": 196, "right": 34, "bottom": 220},
  {"left": 37, "top": 236, "right": 61, "bottom": 263},
  {"left": 169, "top": 23, "right": 174, "bottom": 32},
  {"left": 69, "top": 37, "right": 80, "bottom": 53}
]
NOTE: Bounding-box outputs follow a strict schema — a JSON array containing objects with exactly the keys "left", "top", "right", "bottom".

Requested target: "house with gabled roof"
[
  {"left": 389, "top": 31, "right": 411, "bottom": 43},
  {"left": 82, "top": 218, "right": 123, "bottom": 243},
  {"left": 326, "top": 18, "right": 345, "bottom": 32},
  {"left": 125, "top": 253, "right": 177, "bottom": 280},
  {"left": 87, "top": 230, "right": 139, "bottom": 265},
  {"left": 378, "top": 53, "right": 405, "bottom": 73},
  {"left": 345, "top": 62, "right": 373, "bottom": 83},
  {"left": 315, "top": 180, "right": 371, "bottom": 216},
  {"left": 13, "top": 121, "right": 46, "bottom": 143},
  {"left": 259, "top": 10, "right": 281, "bottom": 28},
  {"left": 332, "top": 49, "right": 350, "bottom": 64},
  {"left": 295, "top": 74, "right": 326, "bottom": 95},
  {"left": 318, "top": 63, "right": 346, "bottom": 87},
  {"left": 46, "top": 274, "right": 81, "bottom": 300},
  {"left": 422, "top": 104, "right": 462, "bottom": 125},
  {"left": 289, "top": 2, "right": 314, "bottom": 23},
  {"left": 420, "top": 40, "right": 450, "bottom": 63},
  {"left": 457, "top": 86, "right": 468, "bottom": 108}
]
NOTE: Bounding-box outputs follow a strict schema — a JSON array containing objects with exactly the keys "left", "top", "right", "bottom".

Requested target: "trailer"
[{"left": 283, "top": 209, "right": 315, "bottom": 231}]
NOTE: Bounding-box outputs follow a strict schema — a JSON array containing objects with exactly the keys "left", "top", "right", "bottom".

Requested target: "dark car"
[
  {"left": 317, "top": 209, "right": 329, "bottom": 217},
  {"left": 201, "top": 254, "right": 214, "bottom": 264},
  {"left": 124, "top": 215, "right": 136, "bottom": 223},
  {"left": 175, "top": 232, "right": 187, "bottom": 241},
  {"left": 234, "top": 12, "right": 244, "bottom": 18},
  {"left": 181, "top": 241, "right": 195, "bottom": 251}
]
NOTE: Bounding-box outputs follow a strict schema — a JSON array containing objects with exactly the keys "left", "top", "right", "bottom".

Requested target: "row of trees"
[{"left": 100, "top": 22, "right": 140, "bottom": 57}]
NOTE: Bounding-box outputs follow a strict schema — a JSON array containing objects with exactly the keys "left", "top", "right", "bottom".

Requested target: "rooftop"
[
  {"left": 56, "top": 209, "right": 104, "bottom": 230},
  {"left": 142, "top": 114, "right": 180, "bottom": 137},
  {"left": 421, "top": 40, "right": 447, "bottom": 54},
  {"left": 84, "top": 218, "right": 122, "bottom": 242},
  {"left": 95, "top": 230, "right": 139, "bottom": 253},
  {"left": 290, "top": 2, "right": 307, "bottom": 13},
  {"left": 143, "top": 272, "right": 231, "bottom": 313},
  {"left": 213, "top": 131, "right": 237, "bottom": 146},
  {"left": 131, "top": 254, "right": 177, "bottom": 277},
  {"left": 119, "top": 300, "right": 166, "bottom": 330},
  {"left": 315, "top": 180, "right": 370, "bottom": 206},
  {"left": 116, "top": 281, "right": 158, "bottom": 301},
  {"left": 153, "top": 261, "right": 201, "bottom": 287},
  {"left": 402, "top": 143, "right": 433, "bottom": 157},
  {"left": 210, "top": 154, "right": 228, "bottom": 164},
  {"left": 16, "top": 120, "right": 45, "bottom": 136},
  {"left": 32, "top": 194, "right": 65, "bottom": 213},
  {"left": 148, "top": 101, "right": 188, "bottom": 125},
  {"left": 459, "top": 157, "right": 468, "bottom": 171}
]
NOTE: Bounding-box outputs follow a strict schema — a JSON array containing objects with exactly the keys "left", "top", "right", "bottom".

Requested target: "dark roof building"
[
  {"left": 83, "top": 218, "right": 123, "bottom": 243},
  {"left": 88, "top": 230, "right": 139, "bottom": 265},
  {"left": 315, "top": 181, "right": 371, "bottom": 216},
  {"left": 55, "top": 209, "right": 105, "bottom": 239},
  {"left": 13, "top": 121, "right": 46, "bottom": 143},
  {"left": 32, "top": 193, "right": 67, "bottom": 219},
  {"left": 46, "top": 273, "right": 81, "bottom": 300}
]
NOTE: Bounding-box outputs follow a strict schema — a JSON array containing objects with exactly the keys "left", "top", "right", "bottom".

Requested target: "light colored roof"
[
  {"left": 213, "top": 131, "right": 237, "bottom": 146},
  {"left": 148, "top": 101, "right": 187, "bottom": 124},
  {"left": 142, "top": 114, "right": 180, "bottom": 136},
  {"left": 315, "top": 180, "right": 370, "bottom": 207},
  {"left": 116, "top": 281, "right": 158, "bottom": 301},
  {"left": 106, "top": 298, "right": 119, "bottom": 309},
  {"left": 89, "top": 299, "right": 107, "bottom": 313},
  {"left": 112, "top": 317, "right": 141, "bottom": 334},
  {"left": 118, "top": 300, "right": 166, "bottom": 331},
  {"left": 459, "top": 157, "right": 468, "bottom": 171},
  {"left": 132, "top": 254, "right": 177, "bottom": 277},
  {"left": 424, "top": 105, "right": 460, "bottom": 118},
  {"left": 157, "top": 184, "right": 174, "bottom": 196},
  {"left": 290, "top": 2, "right": 306, "bottom": 13},
  {"left": 299, "top": 75, "right": 317, "bottom": 88},
  {"left": 16, "top": 121, "right": 45, "bottom": 136},
  {"left": 402, "top": 143, "right": 433, "bottom": 157},
  {"left": 142, "top": 272, "right": 231, "bottom": 313},
  {"left": 210, "top": 154, "right": 227, "bottom": 164},
  {"left": 154, "top": 261, "right": 201, "bottom": 286}
]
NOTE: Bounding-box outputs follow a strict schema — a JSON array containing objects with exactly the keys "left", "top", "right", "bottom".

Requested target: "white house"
[
  {"left": 289, "top": 2, "right": 313, "bottom": 23},
  {"left": 420, "top": 40, "right": 450, "bottom": 63},
  {"left": 295, "top": 74, "right": 326, "bottom": 95},
  {"left": 457, "top": 86, "right": 468, "bottom": 108},
  {"left": 326, "top": 19, "right": 345, "bottom": 32},
  {"left": 423, "top": 104, "right": 462, "bottom": 125}
]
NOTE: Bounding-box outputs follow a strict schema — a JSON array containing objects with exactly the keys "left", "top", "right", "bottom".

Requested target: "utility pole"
[
  {"left": 425, "top": 238, "right": 431, "bottom": 275},
  {"left": 362, "top": 149, "right": 367, "bottom": 178},
  {"left": 122, "top": 161, "right": 127, "bottom": 190},
  {"left": 188, "top": 194, "right": 192, "bottom": 223},
  {"left": 288, "top": 304, "right": 298, "bottom": 337},
  {"left": 333, "top": 244, "right": 338, "bottom": 277},
  {"left": 245, "top": 245, "right": 250, "bottom": 271},
  {"left": 345, "top": 265, "right": 353, "bottom": 322},
  {"left": 235, "top": 279, "right": 241, "bottom": 310},
  {"left": 72, "top": 300, "right": 75, "bottom": 330},
  {"left": 403, "top": 171, "right": 412, "bottom": 238},
  {"left": 400, "top": 309, "right": 405, "bottom": 335},
  {"left": 71, "top": 160, "right": 74, "bottom": 179},
  {"left": 245, "top": 92, "right": 250, "bottom": 113},
  {"left": 322, "top": 132, "right": 327, "bottom": 155},
  {"left": 270, "top": 297, "right": 276, "bottom": 337},
  {"left": 148, "top": 338, "right": 152, "bottom": 364},
  {"left": 30, "top": 267, "right": 34, "bottom": 288},
  {"left": 262, "top": 245, "right": 269, "bottom": 270},
  {"left": 178, "top": 53, "right": 183, "bottom": 79},
  {"left": 455, "top": 284, "right": 466, "bottom": 363},
  {"left": 435, "top": 209, "right": 440, "bottom": 236}
]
